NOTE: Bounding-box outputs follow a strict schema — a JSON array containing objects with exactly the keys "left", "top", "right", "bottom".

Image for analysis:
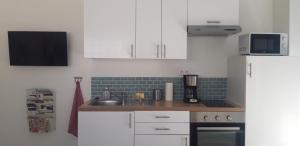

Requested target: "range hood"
[{"left": 187, "top": 25, "right": 242, "bottom": 36}]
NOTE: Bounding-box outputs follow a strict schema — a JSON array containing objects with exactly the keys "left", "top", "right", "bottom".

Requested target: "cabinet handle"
[
  {"left": 207, "top": 20, "right": 221, "bottom": 24},
  {"left": 154, "top": 128, "right": 171, "bottom": 131},
  {"left": 131, "top": 44, "right": 134, "bottom": 58},
  {"left": 163, "top": 44, "right": 166, "bottom": 58},
  {"left": 184, "top": 136, "right": 188, "bottom": 146},
  {"left": 129, "top": 113, "right": 132, "bottom": 128},
  {"left": 155, "top": 115, "right": 171, "bottom": 118},
  {"left": 248, "top": 63, "right": 252, "bottom": 78},
  {"left": 157, "top": 44, "right": 160, "bottom": 58}
]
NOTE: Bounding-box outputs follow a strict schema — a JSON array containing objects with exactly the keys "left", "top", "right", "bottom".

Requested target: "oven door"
[
  {"left": 250, "top": 34, "right": 281, "bottom": 54},
  {"left": 190, "top": 123, "right": 245, "bottom": 146}
]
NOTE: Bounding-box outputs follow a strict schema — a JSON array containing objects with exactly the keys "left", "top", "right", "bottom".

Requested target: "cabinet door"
[
  {"left": 245, "top": 57, "right": 300, "bottom": 146},
  {"left": 162, "top": 0, "right": 187, "bottom": 59},
  {"left": 135, "top": 135, "right": 189, "bottom": 146},
  {"left": 84, "top": 0, "right": 135, "bottom": 58},
  {"left": 78, "top": 112, "right": 134, "bottom": 146},
  {"left": 136, "top": 0, "right": 162, "bottom": 59},
  {"left": 188, "top": 0, "right": 239, "bottom": 25}
]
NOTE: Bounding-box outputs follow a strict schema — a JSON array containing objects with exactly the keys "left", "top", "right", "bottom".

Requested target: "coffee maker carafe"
[{"left": 183, "top": 75, "right": 199, "bottom": 103}]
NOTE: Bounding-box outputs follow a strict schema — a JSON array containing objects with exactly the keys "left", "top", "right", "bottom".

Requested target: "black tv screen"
[{"left": 8, "top": 31, "right": 68, "bottom": 66}]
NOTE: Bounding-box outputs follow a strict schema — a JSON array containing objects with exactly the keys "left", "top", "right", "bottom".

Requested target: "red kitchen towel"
[{"left": 68, "top": 81, "right": 84, "bottom": 137}]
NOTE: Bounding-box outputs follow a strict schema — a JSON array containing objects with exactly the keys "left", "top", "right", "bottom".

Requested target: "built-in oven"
[{"left": 190, "top": 112, "right": 245, "bottom": 146}]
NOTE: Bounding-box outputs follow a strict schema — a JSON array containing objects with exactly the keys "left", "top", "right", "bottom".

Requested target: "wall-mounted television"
[{"left": 8, "top": 31, "right": 68, "bottom": 66}]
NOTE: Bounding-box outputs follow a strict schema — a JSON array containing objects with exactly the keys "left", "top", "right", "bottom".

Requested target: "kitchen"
[{"left": 0, "top": 0, "right": 299, "bottom": 146}]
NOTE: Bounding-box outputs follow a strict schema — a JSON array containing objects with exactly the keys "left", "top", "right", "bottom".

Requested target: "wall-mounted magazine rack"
[{"left": 26, "top": 89, "right": 56, "bottom": 133}]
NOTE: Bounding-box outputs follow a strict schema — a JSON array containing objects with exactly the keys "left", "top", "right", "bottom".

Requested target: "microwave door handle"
[{"left": 197, "top": 127, "right": 241, "bottom": 131}]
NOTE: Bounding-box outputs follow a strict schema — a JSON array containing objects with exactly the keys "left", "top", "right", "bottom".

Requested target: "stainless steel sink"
[{"left": 89, "top": 99, "right": 122, "bottom": 106}]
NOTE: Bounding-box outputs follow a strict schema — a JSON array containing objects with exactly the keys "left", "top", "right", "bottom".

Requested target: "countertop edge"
[{"left": 78, "top": 101, "right": 245, "bottom": 112}]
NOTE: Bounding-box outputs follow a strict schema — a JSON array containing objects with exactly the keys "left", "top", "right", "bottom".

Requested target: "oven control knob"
[
  {"left": 203, "top": 115, "right": 209, "bottom": 120},
  {"left": 226, "top": 115, "right": 233, "bottom": 121},
  {"left": 215, "top": 115, "right": 221, "bottom": 121}
]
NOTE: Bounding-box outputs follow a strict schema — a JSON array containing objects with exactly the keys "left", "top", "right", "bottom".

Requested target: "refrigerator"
[{"left": 227, "top": 56, "right": 300, "bottom": 146}]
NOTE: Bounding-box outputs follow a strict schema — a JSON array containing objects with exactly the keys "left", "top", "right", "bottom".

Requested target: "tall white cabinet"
[
  {"left": 84, "top": 0, "right": 136, "bottom": 58},
  {"left": 227, "top": 56, "right": 300, "bottom": 146},
  {"left": 84, "top": 0, "right": 187, "bottom": 59},
  {"left": 78, "top": 112, "right": 134, "bottom": 146}
]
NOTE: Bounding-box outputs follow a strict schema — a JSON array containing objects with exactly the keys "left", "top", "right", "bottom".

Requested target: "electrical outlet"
[{"left": 180, "top": 70, "right": 190, "bottom": 75}]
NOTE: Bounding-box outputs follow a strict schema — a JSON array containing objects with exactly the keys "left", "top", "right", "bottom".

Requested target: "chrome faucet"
[{"left": 103, "top": 87, "right": 111, "bottom": 99}]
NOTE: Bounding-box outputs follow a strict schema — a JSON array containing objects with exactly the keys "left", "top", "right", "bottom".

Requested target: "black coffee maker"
[{"left": 183, "top": 75, "right": 199, "bottom": 103}]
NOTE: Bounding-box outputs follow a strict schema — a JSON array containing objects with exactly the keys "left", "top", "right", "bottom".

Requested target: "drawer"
[
  {"left": 135, "top": 111, "right": 189, "bottom": 123},
  {"left": 135, "top": 123, "right": 190, "bottom": 135},
  {"left": 135, "top": 135, "right": 189, "bottom": 146}
]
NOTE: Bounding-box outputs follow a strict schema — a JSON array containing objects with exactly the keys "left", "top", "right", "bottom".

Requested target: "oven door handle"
[{"left": 197, "top": 127, "right": 241, "bottom": 131}]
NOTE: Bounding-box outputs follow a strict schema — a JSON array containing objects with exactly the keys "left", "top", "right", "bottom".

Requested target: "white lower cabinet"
[
  {"left": 78, "top": 111, "right": 190, "bottom": 146},
  {"left": 135, "top": 135, "right": 189, "bottom": 146},
  {"left": 135, "top": 111, "right": 190, "bottom": 146},
  {"left": 78, "top": 112, "right": 134, "bottom": 146}
]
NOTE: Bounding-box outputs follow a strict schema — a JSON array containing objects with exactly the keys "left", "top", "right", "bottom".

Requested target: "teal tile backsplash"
[{"left": 91, "top": 77, "right": 227, "bottom": 101}]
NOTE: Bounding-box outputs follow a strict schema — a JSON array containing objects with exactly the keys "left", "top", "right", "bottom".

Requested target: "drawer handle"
[
  {"left": 155, "top": 116, "right": 171, "bottom": 119},
  {"left": 207, "top": 20, "right": 221, "bottom": 24},
  {"left": 154, "top": 128, "right": 171, "bottom": 131}
]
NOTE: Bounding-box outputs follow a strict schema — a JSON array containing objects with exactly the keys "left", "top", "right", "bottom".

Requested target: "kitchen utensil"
[{"left": 153, "top": 89, "right": 163, "bottom": 101}]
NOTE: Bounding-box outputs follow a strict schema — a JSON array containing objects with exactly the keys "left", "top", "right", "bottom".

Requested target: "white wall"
[
  {"left": 240, "top": 0, "right": 274, "bottom": 33},
  {"left": 273, "top": 0, "right": 289, "bottom": 33},
  {"left": 0, "top": 0, "right": 274, "bottom": 146},
  {"left": 289, "top": 0, "right": 300, "bottom": 56}
]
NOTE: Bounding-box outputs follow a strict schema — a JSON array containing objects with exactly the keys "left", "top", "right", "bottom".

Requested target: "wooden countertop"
[{"left": 79, "top": 101, "right": 245, "bottom": 112}]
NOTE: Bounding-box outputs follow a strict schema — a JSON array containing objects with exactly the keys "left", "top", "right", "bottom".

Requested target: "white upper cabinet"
[
  {"left": 84, "top": 0, "right": 136, "bottom": 58},
  {"left": 136, "top": 0, "right": 187, "bottom": 59},
  {"left": 162, "top": 0, "right": 187, "bottom": 59},
  {"left": 188, "top": 0, "right": 239, "bottom": 25},
  {"left": 136, "top": 0, "right": 162, "bottom": 59},
  {"left": 84, "top": 0, "right": 187, "bottom": 59}
]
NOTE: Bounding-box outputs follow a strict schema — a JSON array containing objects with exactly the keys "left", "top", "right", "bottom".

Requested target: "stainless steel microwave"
[{"left": 239, "top": 33, "right": 288, "bottom": 56}]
